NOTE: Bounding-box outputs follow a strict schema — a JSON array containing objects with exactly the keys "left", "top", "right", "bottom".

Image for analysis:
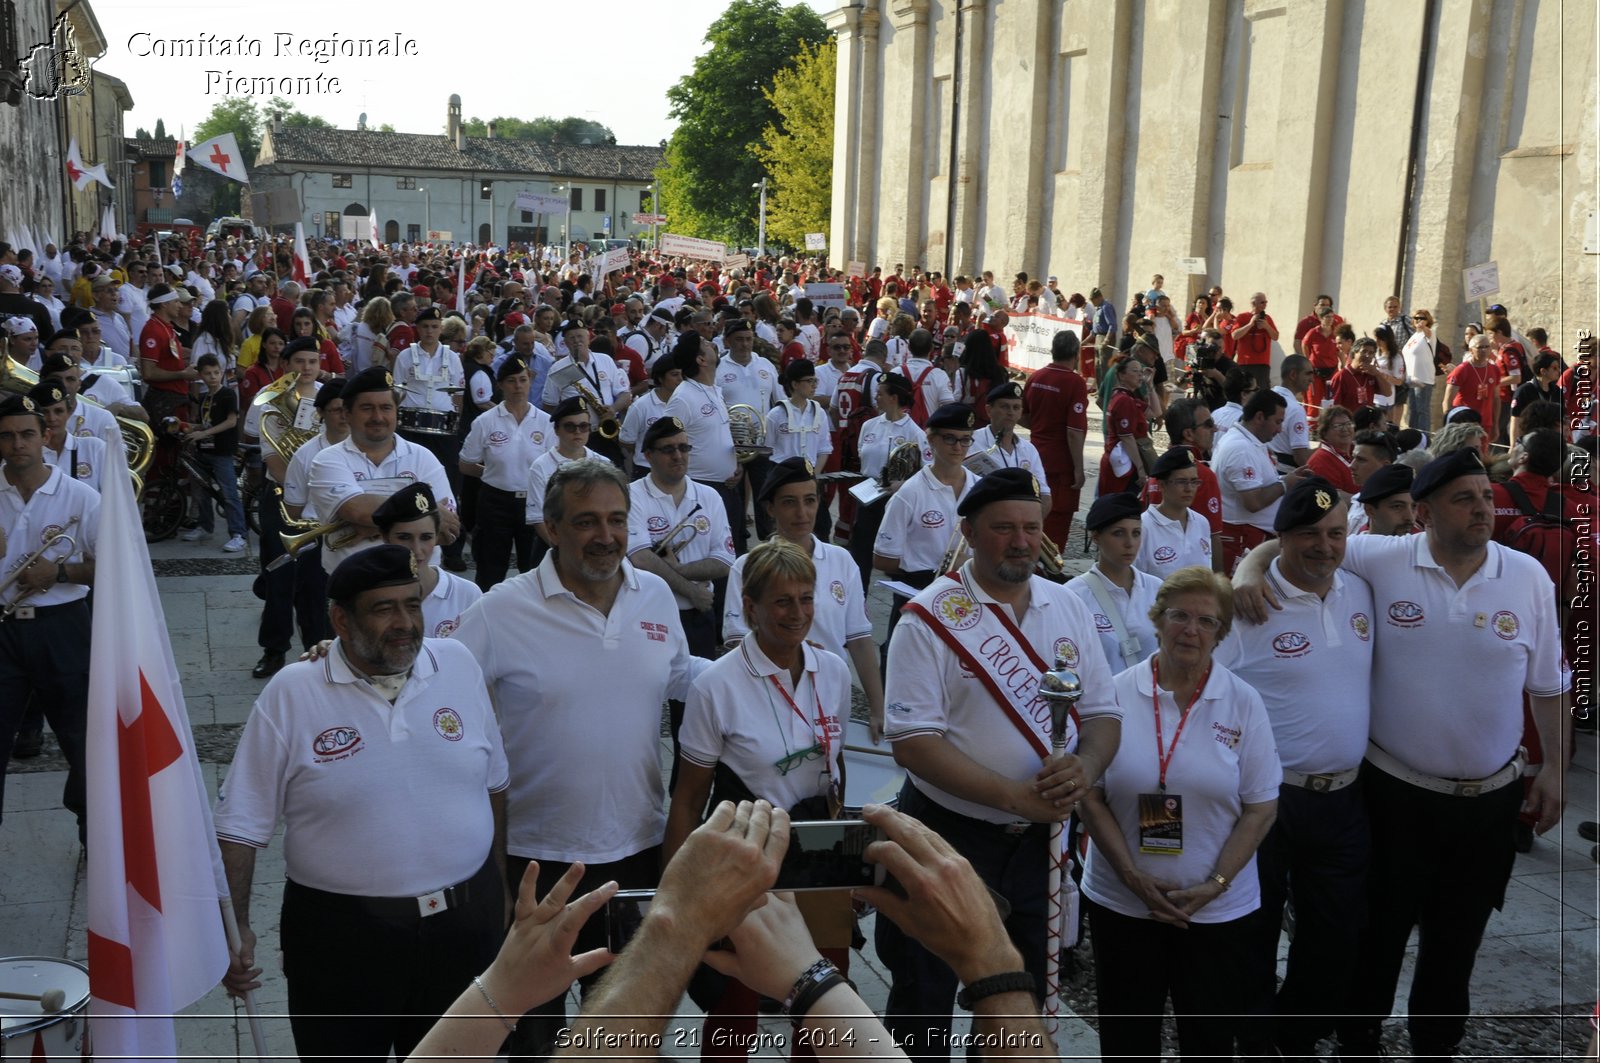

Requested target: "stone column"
[
  {"left": 948, "top": 0, "right": 987, "bottom": 276},
  {"left": 853, "top": 6, "right": 882, "bottom": 265},
  {"left": 825, "top": 3, "right": 863, "bottom": 271},
  {"left": 886, "top": 0, "right": 930, "bottom": 269}
]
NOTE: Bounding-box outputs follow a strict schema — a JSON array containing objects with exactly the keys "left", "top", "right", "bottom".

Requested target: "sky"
[{"left": 93, "top": 0, "right": 837, "bottom": 147}]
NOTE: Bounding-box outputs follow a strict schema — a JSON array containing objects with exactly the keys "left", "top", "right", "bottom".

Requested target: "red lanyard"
[
  {"left": 1150, "top": 657, "right": 1211, "bottom": 791},
  {"left": 767, "top": 672, "right": 831, "bottom": 763}
]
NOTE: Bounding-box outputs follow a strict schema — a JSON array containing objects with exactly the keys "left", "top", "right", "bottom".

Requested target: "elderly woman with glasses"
[
  {"left": 1305, "top": 404, "right": 1360, "bottom": 494},
  {"left": 1078, "top": 566, "right": 1281, "bottom": 1062}
]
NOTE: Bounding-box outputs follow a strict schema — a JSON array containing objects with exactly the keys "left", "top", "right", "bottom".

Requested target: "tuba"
[
  {"left": 251, "top": 370, "right": 321, "bottom": 466},
  {"left": 0, "top": 342, "right": 153, "bottom": 492},
  {"left": 728, "top": 404, "right": 772, "bottom": 465}
]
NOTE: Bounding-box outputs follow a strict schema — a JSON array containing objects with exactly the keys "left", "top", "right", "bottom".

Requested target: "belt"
[
  {"left": 1365, "top": 741, "right": 1525, "bottom": 797},
  {"left": 1281, "top": 766, "right": 1361, "bottom": 793},
  {"left": 480, "top": 482, "right": 528, "bottom": 500},
  {"left": 905, "top": 781, "right": 1049, "bottom": 839},
  {"left": 0, "top": 599, "right": 85, "bottom": 623},
  {"left": 288, "top": 859, "right": 490, "bottom": 920}
]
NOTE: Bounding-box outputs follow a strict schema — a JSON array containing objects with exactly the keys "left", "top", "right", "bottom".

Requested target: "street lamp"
[
  {"left": 753, "top": 178, "right": 767, "bottom": 259},
  {"left": 551, "top": 183, "right": 574, "bottom": 261},
  {"left": 417, "top": 186, "right": 431, "bottom": 239}
]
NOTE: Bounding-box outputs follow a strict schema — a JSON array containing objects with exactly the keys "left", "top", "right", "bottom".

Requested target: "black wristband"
[
  {"left": 956, "top": 971, "right": 1036, "bottom": 1010},
  {"left": 787, "top": 971, "right": 851, "bottom": 1026}
]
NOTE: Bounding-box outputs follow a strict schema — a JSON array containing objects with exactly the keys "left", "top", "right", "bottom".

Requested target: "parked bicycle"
[{"left": 140, "top": 423, "right": 262, "bottom": 544}]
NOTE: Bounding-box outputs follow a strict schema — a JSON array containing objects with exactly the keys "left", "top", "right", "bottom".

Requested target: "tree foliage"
[
  {"left": 153, "top": 118, "right": 167, "bottom": 140},
  {"left": 458, "top": 115, "right": 617, "bottom": 145},
  {"left": 753, "top": 38, "right": 834, "bottom": 249},
  {"left": 134, "top": 126, "right": 150, "bottom": 140},
  {"left": 656, "top": 0, "right": 829, "bottom": 245}
]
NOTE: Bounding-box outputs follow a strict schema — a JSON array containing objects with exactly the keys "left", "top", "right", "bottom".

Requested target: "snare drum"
[
  {"left": 0, "top": 957, "right": 90, "bottom": 1060},
  {"left": 840, "top": 719, "right": 904, "bottom": 816},
  {"left": 397, "top": 408, "right": 460, "bottom": 437}
]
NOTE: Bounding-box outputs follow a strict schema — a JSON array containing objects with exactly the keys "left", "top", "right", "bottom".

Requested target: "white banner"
[
  {"left": 846, "top": 260, "right": 866, "bottom": 278},
  {"left": 661, "top": 233, "right": 727, "bottom": 260},
  {"left": 1003, "top": 311, "right": 1086, "bottom": 373},
  {"left": 427, "top": 230, "right": 454, "bottom": 243},
  {"left": 804, "top": 232, "right": 827, "bottom": 251},
  {"left": 589, "top": 247, "right": 629, "bottom": 274},
  {"left": 721, "top": 253, "right": 750, "bottom": 270},
  {"left": 632, "top": 212, "right": 668, "bottom": 225},
  {"left": 807, "top": 282, "right": 847, "bottom": 313},
  {"left": 516, "top": 191, "right": 569, "bottom": 215},
  {"left": 1462, "top": 261, "right": 1500, "bottom": 301}
]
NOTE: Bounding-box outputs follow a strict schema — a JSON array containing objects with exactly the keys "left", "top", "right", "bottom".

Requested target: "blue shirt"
[
  {"left": 492, "top": 345, "right": 554, "bottom": 405},
  {"left": 1092, "top": 299, "right": 1119, "bottom": 336}
]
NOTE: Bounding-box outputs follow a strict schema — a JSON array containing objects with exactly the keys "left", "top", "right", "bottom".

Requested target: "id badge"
[{"left": 1137, "top": 792, "right": 1184, "bottom": 854}]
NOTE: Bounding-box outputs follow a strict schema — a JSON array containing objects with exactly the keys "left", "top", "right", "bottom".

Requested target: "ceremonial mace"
[{"left": 1037, "top": 651, "right": 1083, "bottom": 1039}]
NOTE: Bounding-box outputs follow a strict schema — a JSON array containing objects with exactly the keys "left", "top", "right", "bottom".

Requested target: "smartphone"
[
  {"left": 604, "top": 889, "right": 653, "bottom": 954},
  {"left": 774, "top": 819, "right": 887, "bottom": 893}
]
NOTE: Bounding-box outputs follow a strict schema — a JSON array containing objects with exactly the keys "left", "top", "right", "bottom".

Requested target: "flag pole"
[{"left": 218, "top": 901, "right": 269, "bottom": 1062}]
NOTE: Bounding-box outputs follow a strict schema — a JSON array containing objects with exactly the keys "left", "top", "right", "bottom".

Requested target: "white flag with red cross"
[{"left": 187, "top": 132, "right": 250, "bottom": 185}]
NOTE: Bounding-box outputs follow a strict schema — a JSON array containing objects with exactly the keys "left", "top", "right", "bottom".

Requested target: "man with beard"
[
  {"left": 452, "top": 459, "right": 703, "bottom": 1057},
  {"left": 215, "top": 545, "right": 508, "bottom": 1063}
]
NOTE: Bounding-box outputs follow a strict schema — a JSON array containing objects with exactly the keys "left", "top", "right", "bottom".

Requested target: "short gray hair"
[{"left": 543, "top": 459, "right": 629, "bottom": 526}]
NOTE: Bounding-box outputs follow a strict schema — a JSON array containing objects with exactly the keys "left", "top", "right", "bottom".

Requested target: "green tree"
[
  {"left": 657, "top": 0, "right": 829, "bottom": 245},
  {"left": 263, "top": 97, "right": 333, "bottom": 129},
  {"left": 192, "top": 97, "right": 261, "bottom": 215},
  {"left": 134, "top": 126, "right": 150, "bottom": 140},
  {"left": 153, "top": 118, "right": 167, "bottom": 140},
  {"left": 376, "top": 122, "right": 396, "bottom": 133},
  {"left": 458, "top": 115, "right": 616, "bottom": 145},
  {"left": 753, "top": 38, "right": 834, "bottom": 248}
]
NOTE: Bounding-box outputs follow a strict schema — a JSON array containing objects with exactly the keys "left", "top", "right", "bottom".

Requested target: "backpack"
[
  {"left": 1500, "top": 480, "right": 1579, "bottom": 608},
  {"left": 908, "top": 363, "right": 939, "bottom": 427}
]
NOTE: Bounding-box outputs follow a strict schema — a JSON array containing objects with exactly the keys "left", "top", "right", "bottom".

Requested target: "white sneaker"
[
  {"left": 180, "top": 527, "right": 210, "bottom": 542},
  {"left": 222, "top": 536, "right": 248, "bottom": 553}
]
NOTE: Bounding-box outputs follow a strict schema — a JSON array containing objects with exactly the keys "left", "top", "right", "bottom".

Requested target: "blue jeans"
[
  {"left": 195, "top": 451, "right": 246, "bottom": 537},
  {"left": 1406, "top": 383, "right": 1433, "bottom": 433}
]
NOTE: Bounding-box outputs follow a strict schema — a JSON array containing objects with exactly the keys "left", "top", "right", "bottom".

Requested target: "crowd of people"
[{"left": 0, "top": 226, "right": 1594, "bottom": 1062}]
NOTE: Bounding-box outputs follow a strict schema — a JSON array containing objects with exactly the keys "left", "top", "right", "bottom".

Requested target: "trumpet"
[
  {"left": 652, "top": 503, "right": 704, "bottom": 562},
  {"left": 0, "top": 518, "right": 79, "bottom": 619},
  {"left": 268, "top": 484, "right": 362, "bottom": 569}
]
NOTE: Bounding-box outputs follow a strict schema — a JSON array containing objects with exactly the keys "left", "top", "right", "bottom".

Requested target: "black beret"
[
  {"left": 757, "top": 455, "right": 817, "bottom": 504},
  {"left": 957, "top": 467, "right": 1043, "bottom": 518},
  {"left": 986, "top": 380, "right": 1023, "bottom": 404},
  {"left": 1273, "top": 475, "right": 1342, "bottom": 533},
  {"left": 557, "top": 319, "right": 589, "bottom": 336},
  {"left": 343, "top": 365, "right": 396, "bottom": 400},
  {"left": 879, "top": 372, "right": 913, "bottom": 401},
  {"left": 642, "top": 415, "right": 687, "bottom": 449},
  {"left": 313, "top": 378, "right": 346, "bottom": 410},
  {"left": 372, "top": 482, "right": 438, "bottom": 531},
  {"left": 497, "top": 355, "right": 529, "bottom": 381},
  {"left": 283, "top": 336, "right": 321, "bottom": 358},
  {"left": 0, "top": 394, "right": 42, "bottom": 422},
  {"left": 926, "top": 403, "right": 975, "bottom": 431},
  {"left": 414, "top": 306, "right": 442, "bottom": 323},
  {"left": 327, "top": 544, "right": 419, "bottom": 602},
  {"left": 1358, "top": 463, "right": 1414, "bottom": 504},
  {"left": 39, "top": 354, "right": 74, "bottom": 378},
  {"left": 783, "top": 358, "right": 816, "bottom": 384},
  {"left": 1149, "top": 446, "right": 1197, "bottom": 480},
  {"left": 1444, "top": 405, "right": 1482, "bottom": 425},
  {"left": 1085, "top": 489, "right": 1143, "bottom": 531},
  {"left": 1411, "top": 447, "right": 1487, "bottom": 501},
  {"left": 1395, "top": 428, "right": 1427, "bottom": 453},
  {"left": 26, "top": 381, "right": 66, "bottom": 408},
  {"left": 551, "top": 395, "right": 589, "bottom": 423},
  {"left": 723, "top": 319, "right": 752, "bottom": 337}
]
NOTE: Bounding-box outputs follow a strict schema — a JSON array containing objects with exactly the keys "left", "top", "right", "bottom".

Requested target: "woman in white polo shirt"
[
  {"left": 665, "top": 538, "right": 852, "bottom": 1061},
  {"left": 1136, "top": 446, "right": 1214, "bottom": 578},
  {"left": 1066, "top": 490, "right": 1161, "bottom": 674},
  {"left": 1078, "top": 566, "right": 1281, "bottom": 1063}
]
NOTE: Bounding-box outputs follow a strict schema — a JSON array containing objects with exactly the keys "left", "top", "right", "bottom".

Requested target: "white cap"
[{"left": 2, "top": 316, "right": 37, "bottom": 336}]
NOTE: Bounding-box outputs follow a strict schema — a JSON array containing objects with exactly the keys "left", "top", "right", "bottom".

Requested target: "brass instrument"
[
  {"left": 250, "top": 373, "right": 362, "bottom": 560},
  {"left": 879, "top": 440, "right": 924, "bottom": 490},
  {"left": 728, "top": 404, "right": 771, "bottom": 465},
  {"left": 548, "top": 362, "right": 620, "bottom": 439},
  {"left": 0, "top": 518, "right": 79, "bottom": 619},
  {"left": 1, "top": 343, "right": 154, "bottom": 491},
  {"left": 652, "top": 502, "right": 704, "bottom": 562},
  {"left": 936, "top": 524, "right": 969, "bottom": 575}
]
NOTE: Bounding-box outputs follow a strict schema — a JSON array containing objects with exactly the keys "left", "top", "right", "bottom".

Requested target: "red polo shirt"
[
  {"left": 1230, "top": 313, "right": 1276, "bottom": 366},
  {"left": 139, "top": 316, "right": 188, "bottom": 396}
]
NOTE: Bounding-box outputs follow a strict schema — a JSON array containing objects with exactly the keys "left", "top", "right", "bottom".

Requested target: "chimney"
[
  {"left": 448, "top": 94, "right": 463, "bottom": 150},
  {"left": 487, "top": 120, "right": 498, "bottom": 140}
]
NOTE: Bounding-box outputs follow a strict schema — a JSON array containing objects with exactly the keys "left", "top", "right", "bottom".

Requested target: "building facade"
[
  {"left": 827, "top": 0, "right": 1596, "bottom": 351},
  {"left": 253, "top": 96, "right": 664, "bottom": 248}
]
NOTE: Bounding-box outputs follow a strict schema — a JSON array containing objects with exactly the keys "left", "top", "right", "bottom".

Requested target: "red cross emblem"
[
  {"left": 427, "top": 898, "right": 439, "bottom": 910},
  {"left": 66, "top": 159, "right": 82, "bottom": 183},
  {"left": 208, "top": 144, "right": 232, "bottom": 173}
]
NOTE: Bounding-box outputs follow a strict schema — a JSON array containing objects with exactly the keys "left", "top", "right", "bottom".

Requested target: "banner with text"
[
  {"left": 804, "top": 233, "right": 827, "bottom": 251},
  {"left": 807, "top": 282, "right": 847, "bottom": 314},
  {"left": 516, "top": 192, "right": 570, "bottom": 215},
  {"left": 590, "top": 247, "right": 630, "bottom": 274},
  {"left": 1003, "top": 311, "right": 1086, "bottom": 373},
  {"left": 846, "top": 260, "right": 866, "bottom": 278},
  {"left": 721, "top": 253, "right": 750, "bottom": 270},
  {"left": 661, "top": 233, "right": 728, "bottom": 260},
  {"left": 632, "top": 213, "right": 668, "bottom": 225}
]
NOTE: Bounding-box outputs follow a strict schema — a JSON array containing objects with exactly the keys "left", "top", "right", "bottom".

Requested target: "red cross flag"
[
  {"left": 187, "top": 131, "right": 250, "bottom": 185},
  {"left": 65, "top": 136, "right": 113, "bottom": 191},
  {"left": 291, "top": 223, "right": 311, "bottom": 287},
  {"left": 86, "top": 444, "right": 232, "bottom": 1060}
]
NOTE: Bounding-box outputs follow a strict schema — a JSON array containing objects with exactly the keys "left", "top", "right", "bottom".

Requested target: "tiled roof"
[
  {"left": 125, "top": 137, "right": 178, "bottom": 158},
  {"left": 259, "top": 126, "right": 663, "bottom": 181}
]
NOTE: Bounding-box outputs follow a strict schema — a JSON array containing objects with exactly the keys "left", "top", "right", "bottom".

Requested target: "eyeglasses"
[
  {"left": 1163, "top": 607, "right": 1223, "bottom": 633},
  {"left": 1325, "top": 420, "right": 1354, "bottom": 431},
  {"left": 774, "top": 742, "right": 825, "bottom": 776},
  {"left": 1412, "top": 316, "right": 1428, "bottom": 322},
  {"left": 1165, "top": 477, "right": 1202, "bottom": 488},
  {"left": 936, "top": 434, "right": 974, "bottom": 448},
  {"left": 558, "top": 421, "right": 592, "bottom": 433},
  {"left": 652, "top": 443, "right": 693, "bottom": 455}
]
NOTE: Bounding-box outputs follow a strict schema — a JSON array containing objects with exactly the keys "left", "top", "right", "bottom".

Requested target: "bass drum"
[{"left": 0, "top": 957, "right": 90, "bottom": 1060}]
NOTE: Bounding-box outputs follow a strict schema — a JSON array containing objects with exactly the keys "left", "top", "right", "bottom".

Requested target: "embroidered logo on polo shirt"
[
  {"left": 1386, "top": 600, "right": 1425, "bottom": 627},
  {"left": 1271, "top": 631, "right": 1311, "bottom": 657},
  {"left": 1213, "top": 722, "right": 1241, "bottom": 749},
  {"left": 1053, "top": 637, "right": 1080, "bottom": 669},
  {"left": 692, "top": 515, "right": 711, "bottom": 535},
  {"left": 700, "top": 402, "right": 715, "bottom": 417},
  {"left": 531, "top": 431, "right": 546, "bottom": 445},
  {"left": 1093, "top": 612, "right": 1113, "bottom": 632},
  {"left": 488, "top": 430, "right": 510, "bottom": 445},
  {"left": 1153, "top": 546, "right": 1177, "bottom": 563},
  {"left": 433, "top": 707, "right": 464, "bottom": 741},
  {"left": 1207, "top": 497, "right": 1220, "bottom": 514},
  {"left": 1492, "top": 610, "right": 1520, "bottom": 640},
  {"left": 919, "top": 510, "right": 946, "bottom": 528},
  {"left": 433, "top": 618, "right": 459, "bottom": 638},
  {"left": 646, "top": 515, "right": 670, "bottom": 534},
  {"left": 312, "top": 726, "right": 362, "bottom": 762},
  {"left": 76, "top": 463, "right": 91, "bottom": 478},
  {"left": 830, "top": 579, "right": 846, "bottom": 604},
  {"left": 1351, "top": 613, "right": 1371, "bottom": 641},
  {"left": 932, "top": 587, "right": 980, "bottom": 630},
  {"left": 640, "top": 620, "right": 668, "bottom": 643},
  {"left": 41, "top": 524, "right": 65, "bottom": 543}
]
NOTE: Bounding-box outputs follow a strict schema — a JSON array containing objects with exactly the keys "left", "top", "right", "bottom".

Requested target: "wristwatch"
[{"left": 55, "top": 561, "right": 69, "bottom": 584}]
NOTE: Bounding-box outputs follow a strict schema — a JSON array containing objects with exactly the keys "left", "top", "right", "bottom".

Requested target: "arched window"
[
  {"left": 342, "top": 201, "right": 368, "bottom": 216},
  {"left": 478, "top": 223, "right": 491, "bottom": 245},
  {"left": 384, "top": 219, "right": 400, "bottom": 243}
]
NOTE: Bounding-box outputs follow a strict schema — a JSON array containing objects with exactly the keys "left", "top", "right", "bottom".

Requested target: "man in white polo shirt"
[
  {"left": 1235, "top": 447, "right": 1569, "bottom": 1062},
  {"left": 215, "top": 546, "right": 508, "bottom": 1063},
  {"left": 451, "top": 459, "right": 704, "bottom": 1058},
  {"left": 1215, "top": 478, "right": 1375, "bottom": 1059},
  {"left": 1268, "top": 355, "right": 1314, "bottom": 466},
  {"left": 1211, "top": 389, "right": 1310, "bottom": 574},
  {"left": 893, "top": 328, "right": 956, "bottom": 427},
  {"left": 662, "top": 334, "right": 744, "bottom": 551}
]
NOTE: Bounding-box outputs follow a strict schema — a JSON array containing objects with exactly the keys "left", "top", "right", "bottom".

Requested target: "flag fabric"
[
  {"left": 173, "top": 140, "right": 185, "bottom": 175},
  {"left": 66, "top": 137, "right": 113, "bottom": 191},
  {"left": 86, "top": 445, "right": 231, "bottom": 1061},
  {"left": 171, "top": 173, "right": 183, "bottom": 200},
  {"left": 187, "top": 132, "right": 249, "bottom": 184},
  {"left": 17, "top": 224, "right": 36, "bottom": 256},
  {"left": 99, "top": 206, "right": 115, "bottom": 243},
  {"left": 292, "top": 223, "right": 311, "bottom": 286},
  {"left": 456, "top": 254, "right": 467, "bottom": 313},
  {"left": 368, "top": 209, "right": 380, "bottom": 250}
]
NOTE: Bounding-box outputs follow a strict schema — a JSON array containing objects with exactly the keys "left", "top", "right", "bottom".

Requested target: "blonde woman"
[
  {"left": 351, "top": 296, "right": 395, "bottom": 373},
  {"left": 236, "top": 305, "right": 275, "bottom": 370}
]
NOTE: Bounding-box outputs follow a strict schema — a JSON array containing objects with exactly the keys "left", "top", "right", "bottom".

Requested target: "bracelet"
[
  {"left": 471, "top": 973, "right": 517, "bottom": 1033},
  {"left": 956, "top": 971, "right": 1037, "bottom": 1010},
  {"left": 782, "top": 959, "right": 854, "bottom": 1025}
]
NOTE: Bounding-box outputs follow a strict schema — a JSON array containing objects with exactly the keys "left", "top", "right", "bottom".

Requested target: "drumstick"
[{"left": 0, "top": 988, "right": 66, "bottom": 1011}]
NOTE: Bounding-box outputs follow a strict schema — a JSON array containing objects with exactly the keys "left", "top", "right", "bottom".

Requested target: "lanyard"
[
  {"left": 1150, "top": 656, "right": 1211, "bottom": 792},
  {"left": 767, "top": 671, "right": 831, "bottom": 765}
]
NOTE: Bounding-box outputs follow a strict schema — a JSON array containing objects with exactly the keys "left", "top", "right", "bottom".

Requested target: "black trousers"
[
  {"left": 1086, "top": 899, "right": 1256, "bottom": 1063},
  {"left": 1339, "top": 760, "right": 1522, "bottom": 1057},
  {"left": 847, "top": 496, "right": 887, "bottom": 595},
  {"left": 696, "top": 476, "right": 748, "bottom": 556},
  {"left": 668, "top": 607, "right": 719, "bottom": 794},
  {"left": 256, "top": 489, "right": 296, "bottom": 654},
  {"left": 875, "top": 783, "right": 1048, "bottom": 1063},
  {"left": 503, "top": 846, "right": 661, "bottom": 1062},
  {"left": 1243, "top": 780, "right": 1370, "bottom": 1054},
  {"left": 280, "top": 856, "right": 504, "bottom": 1063},
  {"left": 292, "top": 543, "right": 332, "bottom": 648},
  {"left": 0, "top": 601, "right": 89, "bottom": 837},
  {"left": 402, "top": 428, "right": 466, "bottom": 561},
  {"left": 473, "top": 484, "right": 539, "bottom": 592}
]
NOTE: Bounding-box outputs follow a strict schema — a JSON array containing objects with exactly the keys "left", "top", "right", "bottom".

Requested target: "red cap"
[
  {"left": 502, "top": 312, "right": 527, "bottom": 329},
  {"left": 658, "top": 273, "right": 676, "bottom": 287},
  {"left": 609, "top": 303, "right": 627, "bottom": 314},
  {"left": 412, "top": 283, "right": 431, "bottom": 298}
]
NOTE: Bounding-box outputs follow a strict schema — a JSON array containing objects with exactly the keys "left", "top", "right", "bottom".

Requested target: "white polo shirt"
[
  {"left": 968, "top": 427, "right": 1053, "bottom": 495},
  {"left": 724, "top": 534, "right": 873, "bottom": 657},
  {"left": 0, "top": 465, "right": 99, "bottom": 606},
  {"left": 1064, "top": 565, "right": 1162, "bottom": 673},
  {"left": 681, "top": 637, "right": 850, "bottom": 812},
  {"left": 307, "top": 435, "right": 454, "bottom": 573},
  {"left": 459, "top": 402, "right": 555, "bottom": 494},
  {"left": 875, "top": 466, "right": 977, "bottom": 573},
  {"left": 214, "top": 639, "right": 507, "bottom": 896},
  {"left": 394, "top": 343, "right": 465, "bottom": 413},
  {"left": 858, "top": 413, "right": 927, "bottom": 480},
  {"left": 1341, "top": 534, "right": 1568, "bottom": 779},
  {"left": 1211, "top": 402, "right": 1244, "bottom": 435},
  {"left": 626, "top": 476, "right": 736, "bottom": 610},
  {"left": 1212, "top": 424, "right": 1281, "bottom": 531},
  {"left": 884, "top": 563, "right": 1123, "bottom": 823},
  {"left": 44, "top": 434, "right": 107, "bottom": 493},
  {"left": 814, "top": 362, "right": 847, "bottom": 409},
  {"left": 283, "top": 430, "right": 337, "bottom": 522},
  {"left": 1081, "top": 657, "right": 1280, "bottom": 924},
  {"left": 765, "top": 399, "right": 833, "bottom": 465},
  {"left": 69, "top": 398, "right": 120, "bottom": 449},
  {"left": 81, "top": 369, "right": 132, "bottom": 410},
  {"left": 451, "top": 557, "right": 702, "bottom": 863},
  {"left": 1135, "top": 506, "right": 1212, "bottom": 578},
  {"left": 619, "top": 389, "right": 672, "bottom": 467},
  {"left": 895, "top": 358, "right": 956, "bottom": 417},
  {"left": 717, "top": 355, "right": 778, "bottom": 412},
  {"left": 1269, "top": 386, "right": 1310, "bottom": 456},
  {"left": 1215, "top": 561, "right": 1375, "bottom": 774},
  {"left": 424, "top": 568, "right": 482, "bottom": 638},
  {"left": 664, "top": 378, "right": 737, "bottom": 483}
]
